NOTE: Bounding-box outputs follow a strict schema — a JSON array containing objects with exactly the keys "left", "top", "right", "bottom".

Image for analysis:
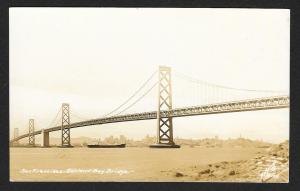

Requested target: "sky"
[{"left": 9, "top": 8, "right": 290, "bottom": 143}]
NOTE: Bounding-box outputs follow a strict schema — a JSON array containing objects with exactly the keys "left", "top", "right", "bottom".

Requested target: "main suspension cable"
[{"left": 102, "top": 70, "right": 158, "bottom": 117}]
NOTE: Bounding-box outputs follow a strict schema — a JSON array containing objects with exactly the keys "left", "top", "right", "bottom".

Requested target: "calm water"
[{"left": 10, "top": 146, "right": 263, "bottom": 181}]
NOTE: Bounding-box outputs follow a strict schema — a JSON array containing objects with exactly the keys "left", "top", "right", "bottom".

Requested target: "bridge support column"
[
  {"left": 13, "top": 128, "right": 19, "bottom": 146},
  {"left": 150, "top": 66, "right": 180, "bottom": 148},
  {"left": 41, "top": 129, "right": 50, "bottom": 147},
  {"left": 61, "top": 103, "right": 72, "bottom": 147},
  {"left": 28, "top": 119, "right": 35, "bottom": 146}
]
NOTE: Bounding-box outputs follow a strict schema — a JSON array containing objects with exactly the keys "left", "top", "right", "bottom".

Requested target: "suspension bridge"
[{"left": 10, "top": 66, "right": 289, "bottom": 148}]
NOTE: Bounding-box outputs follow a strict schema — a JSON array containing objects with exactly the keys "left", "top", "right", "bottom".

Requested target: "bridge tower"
[
  {"left": 150, "top": 66, "right": 180, "bottom": 148},
  {"left": 61, "top": 103, "right": 72, "bottom": 147},
  {"left": 28, "top": 119, "right": 35, "bottom": 146},
  {"left": 13, "top": 128, "right": 19, "bottom": 146}
]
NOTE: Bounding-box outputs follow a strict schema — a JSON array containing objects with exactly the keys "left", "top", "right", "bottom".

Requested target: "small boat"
[{"left": 87, "top": 143, "right": 126, "bottom": 148}]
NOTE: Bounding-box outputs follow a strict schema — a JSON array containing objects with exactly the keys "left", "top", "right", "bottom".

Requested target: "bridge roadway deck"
[{"left": 10, "top": 96, "right": 289, "bottom": 142}]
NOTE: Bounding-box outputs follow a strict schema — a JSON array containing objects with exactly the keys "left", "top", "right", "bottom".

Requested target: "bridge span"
[
  {"left": 10, "top": 66, "right": 289, "bottom": 148},
  {"left": 10, "top": 96, "right": 289, "bottom": 144}
]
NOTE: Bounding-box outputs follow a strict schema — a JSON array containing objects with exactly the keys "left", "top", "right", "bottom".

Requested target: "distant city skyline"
[{"left": 16, "top": 133, "right": 277, "bottom": 145}]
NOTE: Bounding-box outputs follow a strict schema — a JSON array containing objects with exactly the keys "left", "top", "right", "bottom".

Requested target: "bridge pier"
[
  {"left": 41, "top": 129, "right": 50, "bottom": 147},
  {"left": 150, "top": 66, "right": 180, "bottom": 148},
  {"left": 28, "top": 119, "right": 35, "bottom": 146}
]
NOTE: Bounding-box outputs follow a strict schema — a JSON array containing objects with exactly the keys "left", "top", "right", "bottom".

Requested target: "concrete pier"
[{"left": 41, "top": 129, "right": 49, "bottom": 147}]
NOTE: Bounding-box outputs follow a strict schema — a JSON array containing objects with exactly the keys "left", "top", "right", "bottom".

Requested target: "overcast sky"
[{"left": 9, "top": 8, "right": 289, "bottom": 143}]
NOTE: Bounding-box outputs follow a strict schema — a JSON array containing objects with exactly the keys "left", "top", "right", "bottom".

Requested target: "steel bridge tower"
[
  {"left": 13, "top": 128, "right": 19, "bottom": 146},
  {"left": 150, "top": 66, "right": 180, "bottom": 148},
  {"left": 28, "top": 119, "right": 35, "bottom": 146},
  {"left": 61, "top": 103, "right": 72, "bottom": 147}
]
